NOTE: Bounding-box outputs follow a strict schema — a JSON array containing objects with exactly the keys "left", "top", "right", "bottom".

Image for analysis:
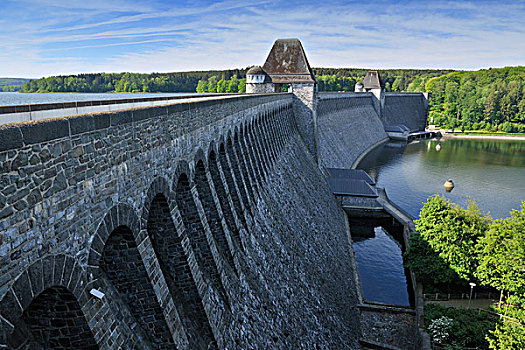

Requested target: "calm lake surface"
[
  {"left": 353, "top": 227, "right": 410, "bottom": 306},
  {"left": 359, "top": 138, "right": 525, "bottom": 219},
  {"left": 0, "top": 92, "right": 199, "bottom": 106},
  {"left": 353, "top": 138, "right": 525, "bottom": 305}
]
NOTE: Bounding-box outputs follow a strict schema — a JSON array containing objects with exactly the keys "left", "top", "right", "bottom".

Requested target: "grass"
[{"left": 445, "top": 130, "right": 525, "bottom": 137}]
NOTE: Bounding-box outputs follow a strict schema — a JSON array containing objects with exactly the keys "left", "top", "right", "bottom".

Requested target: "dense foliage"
[
  {"left": 0, "top": 78, "right": 30, "bottom": 91},
  {"left": 196, "top": 75, "right": 246, "bottom": 93},
  {"left": 19, "top": 70, "right": 247, "bottom": 93},
  {"left": 312, "top": 68, "right": 453, "bottom": 92},
  {"left": 15, "top": 68, "right": 453, "bottom": 94},
  {"left": 425, "top": 303, "right": 496, "bottom": 349},
  {"left": 404, "top": 232, "right": 463, "bottom": 291},
  {"left": 195, "top": 68, "right": 453, "bottom": 93},
  {"left": 476, "top": 204, "right": 525, "bottom": 296},
  {"left": 407, "top": 196, "right": 525, "bottom": 348},
  {"left": 413, "top": 195, "right": 491, "bottom": 280},
  {"left": 426, "top": 67, "right": 525, "bottom": 132},
  {"left": 0, "top": 78, "right": 30, "bottom": 87}
]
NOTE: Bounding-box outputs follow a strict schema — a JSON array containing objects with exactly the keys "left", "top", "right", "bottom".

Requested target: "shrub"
[{"left": 425, "top": 304, "right": 496, "bottom": 349}]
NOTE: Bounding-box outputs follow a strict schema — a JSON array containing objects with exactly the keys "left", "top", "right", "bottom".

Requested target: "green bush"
[
  {"left": 500, "top": 122, "right": 514, "bottom": 133},
  {"left": 425, "top": 303, "right": 496, "bottom": 349}
]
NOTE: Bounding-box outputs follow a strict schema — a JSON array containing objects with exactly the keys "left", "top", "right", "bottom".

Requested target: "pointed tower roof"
[
  {"left": 262, "top": 39, "right": 315, "bottom": 84},
  {"left": 362, "top": 71, "right": 382, "bottom": 89}
]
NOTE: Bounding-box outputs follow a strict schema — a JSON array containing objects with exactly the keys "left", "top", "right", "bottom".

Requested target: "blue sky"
[{"left": 0, "top": 0, "right": 524, "bottom": 78}]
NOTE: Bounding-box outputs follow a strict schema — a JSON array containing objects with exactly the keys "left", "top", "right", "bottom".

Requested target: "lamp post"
[{"left": 468, "top": 282, "right": 476, "bottom": 309}]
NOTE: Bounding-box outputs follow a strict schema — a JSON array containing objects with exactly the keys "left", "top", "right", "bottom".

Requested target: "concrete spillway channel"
[{"left": 326, "top": 168, "right": 427, "bottom": 350}]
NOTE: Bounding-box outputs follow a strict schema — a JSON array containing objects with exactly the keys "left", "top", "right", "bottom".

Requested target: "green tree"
[
  {"left": 476, "top": 202, "right": 525, "bottom": 299},
  {"left": 217, "top": 78, "right": 227, "bottom": 93},
  {"left": 414, "top": 195, "right": 491, "bottom": 280},
  {"left": 488, "top": 301, "right": 525, "bottom": 350},
  {"left": 196, "top": 80, "right": 208, "bottom": 93},
  {"left": 207, "top": 76, "right": 218, "bottom": 93},
  {"left": 404, "top": 232, "right": 461, "bottom": 289},
  {"left": 238, "top": 78, "right": 246, "bottom": 93}
]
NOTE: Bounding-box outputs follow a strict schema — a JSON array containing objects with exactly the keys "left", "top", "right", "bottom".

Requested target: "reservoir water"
[
  {"left": 358, "top": 138, "right": 525, "bottom": 219},
  {"left": 352, "top": 138, "right": 525, "bottom": 305},
  {"left": 0, "top": 92, "right": 199, "bottom": 106}
]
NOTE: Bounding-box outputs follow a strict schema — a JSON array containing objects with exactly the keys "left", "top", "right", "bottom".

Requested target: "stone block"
[
  {"left": 110, "top": 111, "right": 133, "bottom": 126},
  {"left": 0, "top": 289, "right": 23, "bottom": 325},
  {"left": 69, "top": 115, "right": 95, "bottom": 135},
  {"left": 19, "top": 119, "right": 69, "bottom": 145},
  {"left": 0, "top": 125, "right": 23, "bottom": 152},
  {"left": 11, "top": 271, "right": 32, "bottom": 311},
  {"left": 27, "top": 259, "right": 43, "bottom": 297}
]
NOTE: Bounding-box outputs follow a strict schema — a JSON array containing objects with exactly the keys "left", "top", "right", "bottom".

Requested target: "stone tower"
[
  {"left": 247, "top": 38, "right": 318, "bottom": 159},
  {"left": 246, "top": 66, "right": 274, "bottom": 93},
  {"left": 356, "top": 70, "right": 385, "bottom": 118}
]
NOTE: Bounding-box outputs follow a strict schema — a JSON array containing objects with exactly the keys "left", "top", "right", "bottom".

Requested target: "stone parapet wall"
[
  {"left": 358, "top": 303, "right": 420, "bottom": 350},
  {"left": 0, "top": 92, "right": 362, "bottom": 349},
  {"left": 317, "top": 93, "right": 388, "bottom": 169}
]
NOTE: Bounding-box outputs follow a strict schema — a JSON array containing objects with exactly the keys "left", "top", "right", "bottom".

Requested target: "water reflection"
[
  {"left": 358, "top": 138, "right": 525, "bottom": 219},
  {"left": 352, "top": 226, "right": 410, "bottom": 306}
]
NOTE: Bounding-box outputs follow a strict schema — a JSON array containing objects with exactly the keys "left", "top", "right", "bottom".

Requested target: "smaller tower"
[
  {"left": 246, "top": 66, "right": 274, "bottom": 93},
  {"left": 359, "top": 71, "right": 385, "bottom": 118}
]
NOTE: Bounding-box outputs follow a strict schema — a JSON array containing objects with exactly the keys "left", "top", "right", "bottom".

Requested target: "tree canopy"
[
  {"left": 414, "top": 195, "right": 491, "bottom": 280},
  {"left": 426, "top": 66, "right": 525, "bottom": 133},
  {"left": 407, "top": 196, "right": 525, "bottom": 348}
]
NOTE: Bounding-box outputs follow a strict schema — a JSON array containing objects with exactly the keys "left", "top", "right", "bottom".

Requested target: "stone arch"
[
  {"left": 242, "top": 122, "right": 263, "bottom": 190},
  {"left": 144, "top": 176, "right": 217, "bottom": 349},
  {"left": 90, "top": 204, "right": 174, "bottom": 348},
  {"left": 193, "top": 152, "right": 237, "bottom": 275},
  {"left": 233, "top": 127, "right": 256, "bottom": 203},
  {"left": 225, "top": 133, "right": 251, "bottom": 213},
  {"left": 264, "top": 113, "right": 278, "bottom": 162},
  {"left": 247, "top": 120, "right": 268, "bottom": 182},
  {"left": 218, "top": 141, "right": 247, "bottom": 230},
  {"left": 207, "top": 144, "right": 244, "bottom": 254},
  {"left": 256, "top": 116, "right": 271, "bottom": 176},
  {"left": 239, "top": 123, "right": 261, "bottom": 195},
  {"left": 258, "top": 115, "right": 274, "bottom": 168},
  {"left": 268, "top": 110, "right": 280, "bottom": 154},
  {"left": 273, "top": 108, "right": 284, "bottom": 151},
  {"left": 173, "top": 169, "right": 227, "bottom": 305},
  {"left": 1, "top": 255, "right": 97, "bottom": 349}
]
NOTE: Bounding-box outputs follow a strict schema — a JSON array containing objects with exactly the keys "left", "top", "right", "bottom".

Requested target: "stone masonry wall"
[
  {"left": 0, "top": 92, "right": 362, "bottom": 349},
  {"left": 383, "top": 93, "right": 428, "bottom": 132},
  {"left": 317, "top": 93, "right": 388, "bottom": 169},
  {"left": 292, "top": 83, "right": 317, "bottom": 158}
]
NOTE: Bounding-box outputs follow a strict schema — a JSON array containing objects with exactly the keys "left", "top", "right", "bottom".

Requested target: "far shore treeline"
[{"left": 2, "top": 66, "right": 524, "bottom": 132}]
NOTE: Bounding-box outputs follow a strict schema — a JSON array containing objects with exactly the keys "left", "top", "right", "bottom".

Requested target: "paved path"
[{"left": 426, "top": 298, "right": 497, "bottom": 310}]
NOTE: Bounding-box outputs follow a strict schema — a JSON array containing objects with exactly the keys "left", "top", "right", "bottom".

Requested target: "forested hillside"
[
  {"left": 17, "top": 68, "right": 453, "bottom": 94},
  {"left": 19, "top": 70, "right": 246, "bottom": 93},
  {"left": 0, "top": 78, "right": 31, "bottom": 92},
  {"left": 195, "top": 68, "right": 453, "bottom": 93},
  {"left": 426, "top": 67, "right": 525, "bottom": 132},
  {"left": 312, "top": 68, "right": 453, "bottom": 92}
]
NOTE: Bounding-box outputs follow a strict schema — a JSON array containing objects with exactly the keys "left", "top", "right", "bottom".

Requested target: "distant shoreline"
[{"left": 438, "top": 131, "right": 525, "bottom": 141}]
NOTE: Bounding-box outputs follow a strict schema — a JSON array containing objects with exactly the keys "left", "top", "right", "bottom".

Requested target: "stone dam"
[{"left": 0, "top": 39, "right": 430, "bottom": 349}]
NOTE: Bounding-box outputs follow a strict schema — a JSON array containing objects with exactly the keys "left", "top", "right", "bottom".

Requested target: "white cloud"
[{"left": 0, "top": 0, "right": 523, "bottom": 77}]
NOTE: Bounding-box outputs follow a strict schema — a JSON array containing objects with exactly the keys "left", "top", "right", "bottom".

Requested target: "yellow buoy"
[{"left": 444, "top": 179, "right": 454, "bottom": 192}]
